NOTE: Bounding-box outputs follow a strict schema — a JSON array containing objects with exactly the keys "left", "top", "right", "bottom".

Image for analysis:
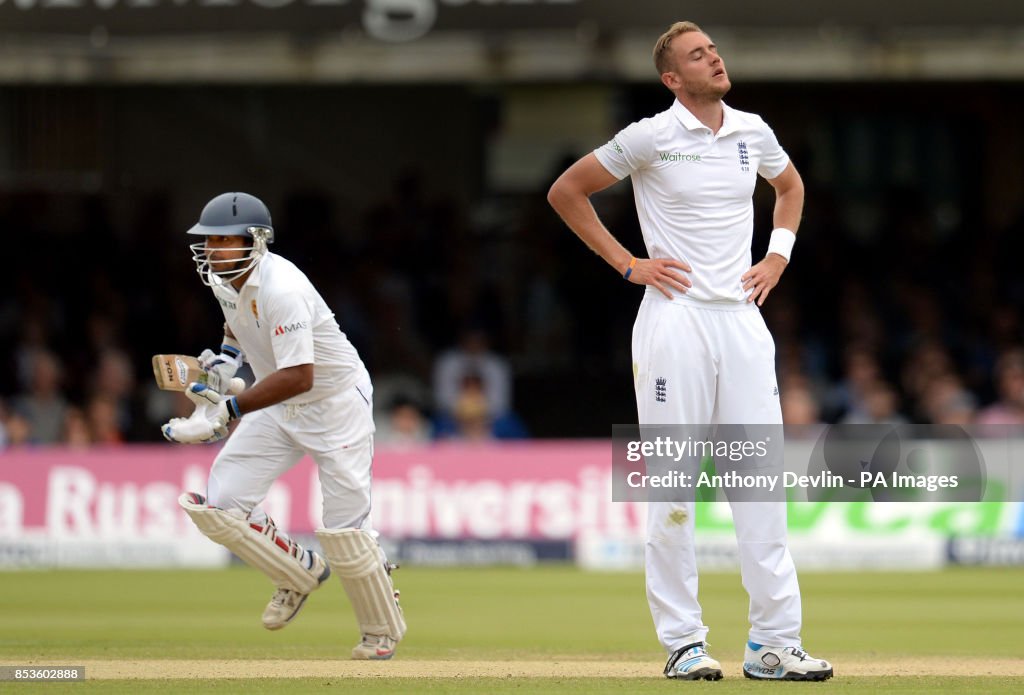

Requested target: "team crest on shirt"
[
  {"left": 738, "top": 141, "right": 750, "bottom": 172},
  {"left": 251, "top": 300, "right": 260, "bottom": 326},
  {"left": 655, "top": 377, "right": 667, "bottom": 403}
]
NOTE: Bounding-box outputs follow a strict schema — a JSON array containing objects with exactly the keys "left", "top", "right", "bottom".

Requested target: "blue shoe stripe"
[
  {"left": 677, "top": 656, "right": 711, "bottom": 672},
  {"left": 747, "top": 640, "right": 763, "bottom": 650}
]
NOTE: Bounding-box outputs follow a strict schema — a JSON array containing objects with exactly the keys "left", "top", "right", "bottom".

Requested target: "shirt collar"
[
  {"left": 718, "top": 103, "right": 740, "bottom": 137},
  {"left": 671, "top": 99, "right": 739, "bottom": 136},
  {"left": 239, "top": 251, "right": 269, "bottom": 290}
]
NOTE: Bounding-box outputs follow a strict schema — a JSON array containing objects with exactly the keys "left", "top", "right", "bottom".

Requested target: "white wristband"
[{"left": 767, "top": 227, "right": 796, "bottom": 262}]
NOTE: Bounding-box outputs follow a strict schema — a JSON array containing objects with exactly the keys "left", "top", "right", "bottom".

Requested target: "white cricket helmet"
[{"left": 188, "top": 192, "right": 275, "bottom": 286}]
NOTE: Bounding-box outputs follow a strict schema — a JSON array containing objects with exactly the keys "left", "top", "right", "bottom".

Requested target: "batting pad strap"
[
  {"left": 317, "top": 528, "right": 407, "bottom": 641},
  {"left": 178, "top": 493, "right": 320, "bottom": 593}
]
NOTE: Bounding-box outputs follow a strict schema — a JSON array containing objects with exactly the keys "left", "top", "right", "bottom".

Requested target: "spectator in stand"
[
  {"left": 62, "top": 406, "right": 93, "bottom": 449},
  {"left": 10, "top": 315, "right": 54, "bottom": 395},
  {"left": 0, "top": 398, "right": 32, "bottom": 449},
  {"left": 12, "top": 349, "right": 68, "bottom": 444},
  {"left": 901, "top": 340, "right": 957, "bottom": 420},
  {"left": 780, "top": 382, "right": 823, "bottom": 426},
  {"left": 433, "top": 328, "right": 512, "bottom": 421},
  {"left": 89, "top": 348, "right": 136, "bottom": 438},
  {"left": 434, "top": 371, "right": 529, "bottom": 440},
  {"left": 825, "top": 345, "right": 882, "bottom": 422},
  {"left": 921, "top": 374, "right": 977, "bottom": 425},
  {"left": 449, "top": 374, "right": 493, "bottom": 442},
  {"left": 375, "top": 395, "right": 432, "bottom": 446},
  {"left": 86, "top": 394, "right": 125, "bottom": 445},
  {"left": 977, "top": 348, "right": 1024, "bottom": 426},
  {"left": 839, "top": 379, "right": 906, "bottom": 425}
]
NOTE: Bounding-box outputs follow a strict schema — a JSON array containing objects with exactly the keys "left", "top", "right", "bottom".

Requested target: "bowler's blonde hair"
[{"left": 653, "top": 21, "right": 705, "bottom": 75}]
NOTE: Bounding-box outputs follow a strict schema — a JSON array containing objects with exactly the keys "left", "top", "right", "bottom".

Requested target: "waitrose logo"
[{"left": 659, "top": 151, "right": 702, "bottom": 162}]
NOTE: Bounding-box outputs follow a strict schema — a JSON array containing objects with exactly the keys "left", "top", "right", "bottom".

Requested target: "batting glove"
[
  {"left": 199, "top": 342, "right": 244, "bottom": 395},
  {"left": 161, "top": 383, "right": 241, "bottom": 444}
]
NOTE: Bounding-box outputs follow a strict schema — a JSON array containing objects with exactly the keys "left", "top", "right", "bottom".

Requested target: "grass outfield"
[{"left": 1, "top": 565, "right": 1023, "bottom": 692}]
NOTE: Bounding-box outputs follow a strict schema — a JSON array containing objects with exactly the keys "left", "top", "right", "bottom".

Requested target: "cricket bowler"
[{"left": 548, "top": 22, "right": 833, "bottom": 681}]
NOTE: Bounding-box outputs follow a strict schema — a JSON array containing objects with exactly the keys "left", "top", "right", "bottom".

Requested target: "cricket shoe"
[
  {"left": 261, "top": 552, "right": 331, "bottom": 630},
  {"left": 351, "top": 582, "right": 402, "bottom": 660},
  {"left": 664, "top": 642, "right": 723, "bottom": 681},
  {"left": 352, "top": 633, "right": 398, "bottom": 660},
  {"left": 743, "top": 642, "right": 833, "bottom": 681}
]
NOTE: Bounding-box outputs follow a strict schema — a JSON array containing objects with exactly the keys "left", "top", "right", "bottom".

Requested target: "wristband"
[
  {"left": 623, "top": 257, "right": 637, "bottom": 280},
  {"left": 226, "top": 396, "right": 242, "bottom": 420},
  {"left": 767, "top": 228, "right": 796, "bottom": 262},
  {"left": 221, "top": 336, "right": 243, "bottom": 361}
]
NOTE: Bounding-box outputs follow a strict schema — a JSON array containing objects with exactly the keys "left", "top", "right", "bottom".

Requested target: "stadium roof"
[{"left": 1, "top": 1, "right": 1022, "bottom": 82}]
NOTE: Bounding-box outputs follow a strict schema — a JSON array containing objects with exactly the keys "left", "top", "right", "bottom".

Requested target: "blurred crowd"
[
  {"left": 2, "top": 162, "right": 1024, "bottom": 448},
  {"left": 773, "top": 301, "right": 1024, "bottom": 429}
]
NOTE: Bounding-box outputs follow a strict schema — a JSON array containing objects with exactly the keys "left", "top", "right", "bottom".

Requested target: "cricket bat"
[{"left": 151, "top": 354, "right": 246, "bottom": 394}]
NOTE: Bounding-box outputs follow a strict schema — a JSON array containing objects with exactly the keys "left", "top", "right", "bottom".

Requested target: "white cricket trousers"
[
  {"left": 632, "top": 289, "right": 801, "bottom": 652},
  {"left": 206, "top": 378, "right": 377, "bottom": 533}
]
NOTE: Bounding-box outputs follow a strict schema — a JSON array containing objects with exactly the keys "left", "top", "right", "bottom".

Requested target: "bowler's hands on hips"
[
  {"left": 742, "top": 254, "right": 787, "bottom": 306},
  {"left": 628, "top": 258, "right": 692, "bottom": 299}
]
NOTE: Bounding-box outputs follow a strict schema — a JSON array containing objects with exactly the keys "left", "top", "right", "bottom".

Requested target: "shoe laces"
[
  {"left": 271, "top": 588, "right": 299, "bottom": 608},
  {"left": 786, "top": 646, "right": 809, "bottom": 661}
]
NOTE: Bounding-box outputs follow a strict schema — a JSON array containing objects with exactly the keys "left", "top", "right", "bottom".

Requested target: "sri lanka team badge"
[{"left": 251, "top": 299, "right": 260, "bottom": 326}]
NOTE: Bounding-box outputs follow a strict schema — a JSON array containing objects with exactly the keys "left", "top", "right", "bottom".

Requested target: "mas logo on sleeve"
[{"left": 273, "top": 321, "right": 309, "bottom": 336}]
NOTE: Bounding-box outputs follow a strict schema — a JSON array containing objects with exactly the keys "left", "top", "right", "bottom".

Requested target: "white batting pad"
[
  {"left": 179, "top": 492, "right": 321, "bottom": 593},
  {"left": 316, "top": 528, "right": 406, "bottom": 641}
]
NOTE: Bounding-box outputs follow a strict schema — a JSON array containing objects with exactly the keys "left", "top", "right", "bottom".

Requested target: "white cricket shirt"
[
  {"left": 594, "top": 99, "right": 790, "bottom": 303},
  {"left": 210, "top": 251, "right": 369, "bottom": 404}
]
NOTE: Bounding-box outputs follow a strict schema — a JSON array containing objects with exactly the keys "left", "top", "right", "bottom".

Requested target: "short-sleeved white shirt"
[
  {"left": 210, "top": 252, "right": 369, "bottom": 404},
  {"left": 594, "top": 99, "right": 789, "bottom": 303}
]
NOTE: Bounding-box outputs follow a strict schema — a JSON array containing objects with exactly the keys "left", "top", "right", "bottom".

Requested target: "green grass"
[
  {"left": 6, "top": 678, "right": 1024, "bottom": 694},
  {"left": 1, "top": 565, "right": 1023, "bottom": 692}
]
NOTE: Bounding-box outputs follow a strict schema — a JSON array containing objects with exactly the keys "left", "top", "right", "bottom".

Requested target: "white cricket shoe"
[
  {"left": 352, "top": 634, "right": 398, "bottom": 660},
  {"left": 261, "top": 552, "right": 331, "bottom": 630},
  {"left": 663, "top": 642, "right": 724, "bottom": 680},
  {"left": 743, "top": 641, "right": 833, "bottom": 681},
  {"left": 351, "top": 584, "right": 402, "bottom": 660}
]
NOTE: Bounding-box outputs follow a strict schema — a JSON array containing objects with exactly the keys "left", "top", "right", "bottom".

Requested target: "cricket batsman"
[
  {"left": 548, "top": 22, "right": 832, "bottom": 681},
  {"left": 162, "top": 192, "right": 405, "bottom": 660}
]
